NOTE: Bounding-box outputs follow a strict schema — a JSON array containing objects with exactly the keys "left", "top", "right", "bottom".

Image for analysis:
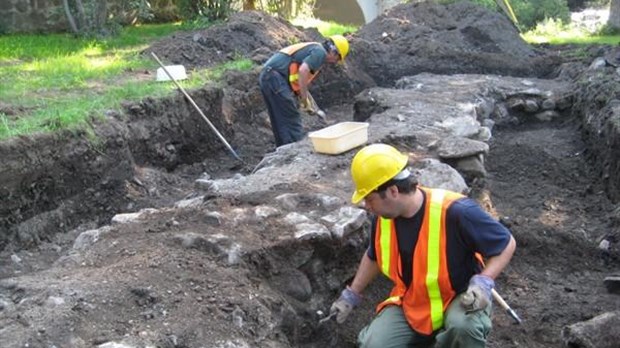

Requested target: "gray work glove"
[
  {"left": 299, "top": 96, "right": 312, "bottom": 112},
  {"left": 460, "top": 274, "right": 494, "bottom": 312},
  {"left": 329, "top": 286, "right": 363, "bottom": 323}
]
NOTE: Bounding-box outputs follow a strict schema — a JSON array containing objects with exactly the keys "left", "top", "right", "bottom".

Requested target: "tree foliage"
[
  {"left": 262, "top": 0, "right": 316, "bottom": 19},
  {"left": 177, "top": 0, "right": 235, "bottom": 20},
  {"left": 441, "top": 0, "right": 570, "bottom": 31},
  {"left": 175, "top": 0, "right": 316, "bottom": 21},
  {"left": 63, "top": 0, "right": 109, "bottom": 36},
  {"left": 63, "top": 0, "right": 159, "bottom": 36},
  {"left": 609, "top": 0, "right": 620, "bottom": 30}
]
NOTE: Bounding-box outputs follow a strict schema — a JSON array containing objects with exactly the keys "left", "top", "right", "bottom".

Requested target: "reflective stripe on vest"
[
  {"left": 375, "top": 187, "right": 463, "bottom": 334},
  {"left": 279, "top": 42, "right": 320, "bottom": 93},
  {"left": 427, "top": 189, "right": 446, "bottom": 331}
]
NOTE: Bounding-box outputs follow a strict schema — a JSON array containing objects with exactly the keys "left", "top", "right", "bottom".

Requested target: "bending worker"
[
  {"left": 259, "top": 35, "right": 349, "bottom": 147},
  {"left": 330, "top": 143, "right": 516, "bottom": 348}
]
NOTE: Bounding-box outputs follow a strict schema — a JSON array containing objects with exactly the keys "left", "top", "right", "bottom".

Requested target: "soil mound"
[
  {"left": 145, "top": 2, "right": 563, "bottom": 93},
  {"left": 145, "top": 11, "right": 322, "bottom": 69},
  {"left": 350, "top": 1, "right": 560, "bottom": 86}
]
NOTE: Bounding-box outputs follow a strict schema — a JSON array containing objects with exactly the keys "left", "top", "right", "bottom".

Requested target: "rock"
[
  {"left": 541, "top": 98, "right": 556, "bottom": 110},
  {"left": 195, "top": 178, "right": 217, "bottom": 191},
  {"left": 598, "top": 239, "right": 610, "bottom": 251},
  {"left": 535, "top": 110, "right": 560, "bottom": 122},
  {"left": 475, "top": 98, "right": 495, "bottom": 120},
  {"left": 0, "top": 298, "right": 14, "bottom": 311},
  {"left": 507, "top": 98, "right": 525, "bottom": 111},
  {"left": 45, "top": 296, "right": 65, "bottom": 307},
  {"left": 294, "top": 223, "right": 331, "bottom": 240},
  {"left": 317, "top": 194, "right": 345, "bottom": 210},
  {"left": 435, "top": 116, "right": 481, "bottom": 138},
  {"left": 98, "top": 343, "right": 136, "bottom": 348},
  {"left": 232, "top": 306, "right": 245, "bottom": 328},
  {"left": 454, "top": 155, "right": 487, "bottom": 179},
  {"left": 254, "top": 205, "right": 280, "bottom": 218},
  {"left": 555, "top": 93, "right": 574, "bottom": 110},
  {"left": 589, "top": 57, "right": 608, "bottom": 70},
  {"left": 275, "top": 193, "right": 304, "bottom": 210},
  {"left": 603, "top": 276, "right": 620, "bottom": 294},
  {"left": 329, "top": 207, "right": 367, "bottom": 239},
  {"left": 411, "top": 158, "right": 468, "bottom": 194},
  {"left": 204, "top": 211, "right": 223, "bottom": 225},
  {"left": 111, "top": 209, "right": 157, "bottom": 224},
  {"left": 284, "top": 212, "right": 310, "bottom": 225},
  {"left": 174, "top": 196, "right": 204, "bottom": 208},
  {"left": 524, "top": 99, "right": 539, "bottom": 113},
  {"left": 520, "top": 79, "right": 534, "bottom": 86},
  {"left": 476, "top": 126, "right": 492, "bottom": 142},
  {"left": 10, "top": 254, "right": 22, "bottom": 264},
  {"left": 272, "top": 269, "right": 313, "bottom": 302},
  {"left": 521, "top": 88, "right": 543, "bottom": 96},
  {"left": 561, "top": 311, "right": 620, "bottom": 348},
  {"left": 172, "top": 232, "right": 240, "bottom": 264},
  {"left": 73, "top": 227, "right": 112, "bottom": 250},
  {"left": 437, "top": 136, "right": 489, "bottom": 159}
]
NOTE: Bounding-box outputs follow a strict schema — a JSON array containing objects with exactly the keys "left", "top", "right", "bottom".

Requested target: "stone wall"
[
  {"left": 0, "top": 0, "right": 404, "bottom": 33},
  {"left": 0, "top": 0, "right": 67, "bottom": 33},
  {"left": 0, "top": 0, "right": 178, "bottom": 34}
]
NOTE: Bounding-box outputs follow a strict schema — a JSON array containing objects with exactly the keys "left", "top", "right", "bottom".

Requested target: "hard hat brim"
[{"left": 351, "top": 190, "right": 365, "bottom": 204}]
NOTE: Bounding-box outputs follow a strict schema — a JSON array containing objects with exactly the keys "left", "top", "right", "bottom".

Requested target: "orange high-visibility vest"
[
  {"left": 279, "top": 42, "right": 321, "bottom": 94},
  {"left": 375, "top": 187, "right": 464, "bottom": 335}
]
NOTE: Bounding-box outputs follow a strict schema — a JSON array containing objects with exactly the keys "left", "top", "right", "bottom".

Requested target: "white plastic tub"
[
  {"left": 156, "top": 65, "right": 188, "bottom": 81},
  {"left": 308, "top": 122, "right": 369, "bottom": 155}
]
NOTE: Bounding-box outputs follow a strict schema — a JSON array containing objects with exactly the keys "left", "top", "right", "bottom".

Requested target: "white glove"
[
  {"left": 299, "top": 96, "right": 312, "bottom": 112},
  {"left": 460, "top": 274, "right": 494, "bottom": 312},
  {"left": 329, "top": 286, "right": 362, "bottom": 323}
]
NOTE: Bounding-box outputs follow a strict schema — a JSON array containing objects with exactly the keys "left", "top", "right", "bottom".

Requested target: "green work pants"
[{"left": 357, "top": 293, "right": 492, "bottom": 348}]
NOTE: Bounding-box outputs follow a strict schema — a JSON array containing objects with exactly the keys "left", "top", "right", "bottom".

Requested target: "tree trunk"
[
  {"left": 609, "top": 0, "right": 620, "bottom": 30},
  {"left": 74, "top": 0, "right": 87, "bottom": 30},
  {"left": 243, "top": 0, "right": 256, "bottom": 10},
  {"left": 283, "top": 0, "right": 293, "bottom": 19},
  {"left": 94, "top": 0, "right": 108, "bottom": 31},
  {"left": 62, "top": 0, "right": 79, "bottom": 34}
]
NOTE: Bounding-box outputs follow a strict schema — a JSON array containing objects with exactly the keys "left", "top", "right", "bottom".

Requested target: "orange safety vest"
[
  {"left": 279, "top": 42, "right": 321, "bottom": 94},
  {"left": 374, "top": 187, "right": 464, "bottom": 335}
]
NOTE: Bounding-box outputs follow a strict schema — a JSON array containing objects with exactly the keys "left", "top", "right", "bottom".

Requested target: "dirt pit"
[{"left": 1, "top": 2, "right": 620, "bottom": 348}]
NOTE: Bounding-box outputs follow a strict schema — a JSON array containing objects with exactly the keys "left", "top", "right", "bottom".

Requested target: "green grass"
[
  {"left": 524, "top": 32, "right": 620, "bottom": 45},
  {"left": 0, "top": 23, "right": 184, "bottom": 60},
  {"left": 0, "top": 23, "right": 253, "bottom": 140},
  {"left": 0, "top": 17, "right": 354, "bottom": 140},
  {"left": 291, "top": 17, "right": 358, "bottom": 36},
  {"left": 521, "top": 17, "right": 620, "bottom": 45},
  {"left": 7, "top": 14, "right": 617, "bottom": 140}
]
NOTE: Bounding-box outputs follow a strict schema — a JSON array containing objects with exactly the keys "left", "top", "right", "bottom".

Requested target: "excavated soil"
[{"left": 1, "top": 2, "right": 620, "bottom": 348}]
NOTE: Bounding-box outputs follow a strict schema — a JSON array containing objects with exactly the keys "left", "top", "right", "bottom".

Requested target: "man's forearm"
[
  {"left": 349, "top": 253, "right": 381, "bottom": 294},
  {"left": 481, "top": 235, "right": 516, "bottom": 279},
  {"left": 298, "top": 64, "right": 311, "bottom": 100}
]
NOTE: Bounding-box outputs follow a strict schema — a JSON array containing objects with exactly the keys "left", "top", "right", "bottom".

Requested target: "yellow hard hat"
[
  {"left": 351, "top": 144, "right": 409, "bottom": 204},
  {"left": 330, "top": 35, "right": 349, "bottom": 61}
]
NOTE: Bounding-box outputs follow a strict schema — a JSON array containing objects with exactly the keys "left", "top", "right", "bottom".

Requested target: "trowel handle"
[
  {"left": 492, "top": 289, "right": 522, "bottom": 324},
  {"left": 306, "top": 92, "right": 320, "bottom": 112},
  {"left": 491, "top": 289, "right": 510, "bottom": 309}
]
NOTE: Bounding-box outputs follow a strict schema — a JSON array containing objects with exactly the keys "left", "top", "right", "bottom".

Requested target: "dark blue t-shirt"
[
  {"left": 367, "top": 190, "right": 512, "bottom": 293},
  {"left": 263, "top": 42, "right": 327, "bottom": 77}
]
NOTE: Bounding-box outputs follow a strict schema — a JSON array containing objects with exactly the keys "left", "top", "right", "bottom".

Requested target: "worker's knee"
[
  {"left": 437, "top": 305, "right": 492, "bottom": 348},
  {"left": 358, "top": 306, "right": 431, "bottom": 348},
  {"left": 358, "top": 327, "right": 392, "bottom": 348},
  {"left": 447, "top": 313, "right": 490, "bottom": 339}
]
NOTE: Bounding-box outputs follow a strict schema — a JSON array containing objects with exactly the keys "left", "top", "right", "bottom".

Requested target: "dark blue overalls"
[{"left": 258, "top": 66, "right": 304, "bottom": 147}]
